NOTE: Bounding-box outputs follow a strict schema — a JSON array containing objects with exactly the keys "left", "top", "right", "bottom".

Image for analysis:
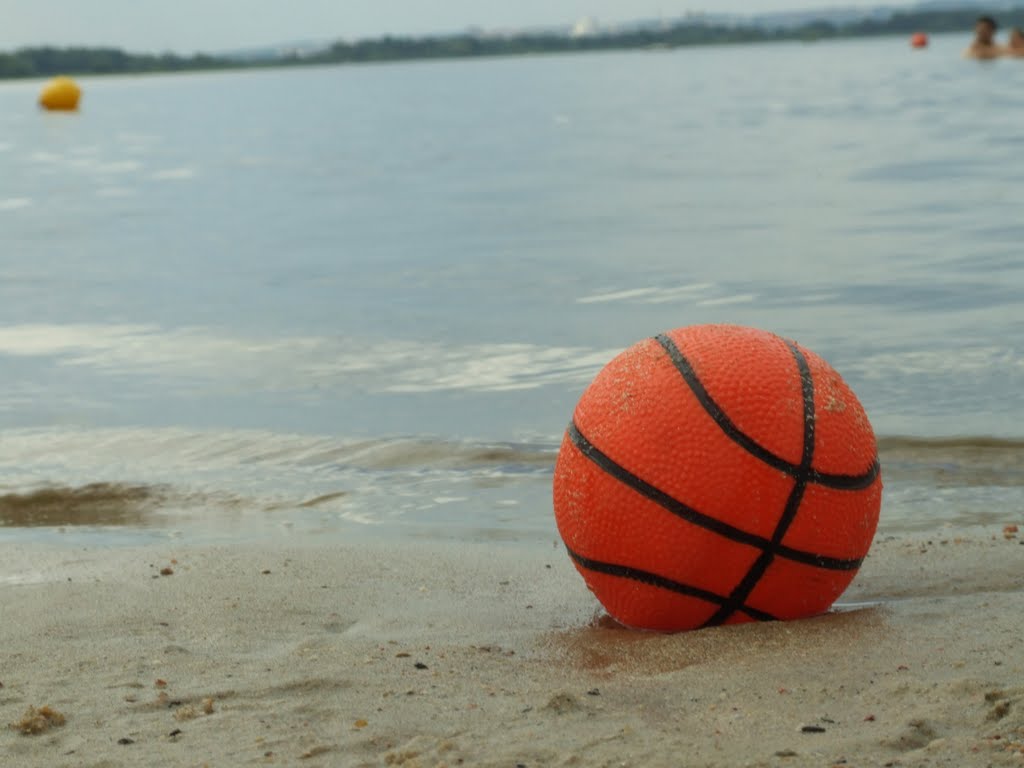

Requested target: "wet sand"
[{"left": 2, "top": 529, "right": 1023, "bottom": 767}]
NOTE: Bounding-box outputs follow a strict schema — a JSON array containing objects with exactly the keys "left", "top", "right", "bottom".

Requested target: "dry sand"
[{"left": 2, "top": 529, "right": 1023, "bottom": 767}]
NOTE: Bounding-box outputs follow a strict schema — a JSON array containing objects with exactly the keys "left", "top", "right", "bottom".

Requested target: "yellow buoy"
[{"left": 39, "top": 76, "right": 82, "bottom": 111}]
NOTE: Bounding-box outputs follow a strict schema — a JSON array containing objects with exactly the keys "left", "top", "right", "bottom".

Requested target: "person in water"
[
  {"left": 964, "top": 16, "right": 1001, "bottom": 59},
  {"left": 1005, "top": 27, "right": 1024, "bottom": 56}
]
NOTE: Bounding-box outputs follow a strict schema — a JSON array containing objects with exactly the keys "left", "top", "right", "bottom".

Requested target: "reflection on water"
[{"left": 0, "top": 483, "right": 157, "bottom": 527}]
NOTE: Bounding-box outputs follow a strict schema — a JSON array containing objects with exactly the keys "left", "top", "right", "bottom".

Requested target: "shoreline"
[{"left": 2, "top": 529, "right": 1022, "bottom": 766}]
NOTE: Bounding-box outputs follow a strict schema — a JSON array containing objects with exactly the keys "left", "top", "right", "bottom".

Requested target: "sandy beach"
[{"left": 2, "top": 528, "right": 1022, "bottom": 767}]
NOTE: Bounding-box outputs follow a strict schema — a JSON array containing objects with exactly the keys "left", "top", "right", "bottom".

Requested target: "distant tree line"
[
  {"left": 0, "top": 47, "right": 233, "bottom": 78},
  {"left": 3, "top": 6, "right": 1023, "bottom": 80}
]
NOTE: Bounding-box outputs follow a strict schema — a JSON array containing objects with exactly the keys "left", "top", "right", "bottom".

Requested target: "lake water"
[{"left": 1, "top": 33, "right": 1022, "bottom": 545}]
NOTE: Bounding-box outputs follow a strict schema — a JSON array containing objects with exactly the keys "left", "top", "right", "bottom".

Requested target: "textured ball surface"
[{"left": 553, "top": 324, "right": 882, "bottom": 632}]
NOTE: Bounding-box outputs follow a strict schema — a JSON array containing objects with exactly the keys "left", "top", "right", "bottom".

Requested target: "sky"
[{"left": 0, "top": 1, "right": 917, "bottom": 53}]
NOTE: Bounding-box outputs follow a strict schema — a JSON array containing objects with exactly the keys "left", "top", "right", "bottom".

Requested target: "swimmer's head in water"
[{"left": 976, "top": 16, "right": 998, "bottom": 44}]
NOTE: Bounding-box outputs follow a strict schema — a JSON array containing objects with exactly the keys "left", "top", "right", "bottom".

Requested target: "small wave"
[
  {"left": 879, "top": 436, "right": 1024, "bottom": 487},
  {"left": 96, "top": 186, "right": 136, "bottom": 198},
  {"left": 0, "top": 427, "right": 556, "bottom": 475},
  {"left": 0, "top": 197, "right": 32, "bottom": 211},
  {"left": 843, "top": 347, "right": 1022, "bottom": 378},
  {"left": 29, "top": 151, "right": 62, "bottom": 164},
  {"left": 576, "top": 283, "right": 761, "bottom": 308},
  {"left": 695, "top": 293, "right": 757, "bottom": 307},
  {"left": 0, "top": 323, "right": 619, "bottom": 394},
  {"left": 71, "top": 159, "right": 142, "bottom": 175},
  {"left": 2, "top": 428, "right": 1021, "bottom": 538},
  {"left": 151, "top": 167, "right": 196, "bottom": 181},
  {"left": 116, "top": 131, "right": 162, "bottom": 146},
  {"left": 0, "top": 483, "right": 159, "bottom": 528},
  {"left": 576, "top": 283, "right": 714, "bottom": 305},
  {"left": 0, "top": 429, "right": 559, "bottom": 536},
  {"left": 880, "top": 436, "right": 1024, "bottom": 452},
  {"left": 310, "top": 438, "right": 556, "bottom": 471},
  {"left": 576, "top": 287, "right": 665, "bottom": 304},
  {"left": 296, "top": 491, "right": 347, "bottom": 508}
]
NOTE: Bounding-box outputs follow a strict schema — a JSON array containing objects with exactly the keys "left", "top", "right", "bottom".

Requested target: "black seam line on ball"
[
  {"left": 566, "top": 546, "right": 778, "bottom": 622},
  {"left": 701, "top": 342, "right": 817, "bottom": 628},
  {"left": 566, "top": 421, "right": 862, "bottom": 572},
  {"left": 653, "top": 333, "right": 880, "bottom": 491}
]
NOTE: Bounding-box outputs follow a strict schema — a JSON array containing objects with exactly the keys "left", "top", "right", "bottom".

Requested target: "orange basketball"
[{"left": 553, "top": 324, "right": 882, "bottom": 632}]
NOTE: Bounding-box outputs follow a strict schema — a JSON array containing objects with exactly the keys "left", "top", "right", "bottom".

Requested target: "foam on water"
[{"left": 0, "top": 427, "right": 559, "bottom": 543}]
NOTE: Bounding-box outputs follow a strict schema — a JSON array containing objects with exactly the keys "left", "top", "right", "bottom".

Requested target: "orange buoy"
[
  {"left": 39, "top": 76, "right": 82, "bottom": 111},
  {"left": 910, "top": 32, "right": 929, "bottom": 49},
  {"left": 553, "top": 324, "right": 882, "bottom": 632}
]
